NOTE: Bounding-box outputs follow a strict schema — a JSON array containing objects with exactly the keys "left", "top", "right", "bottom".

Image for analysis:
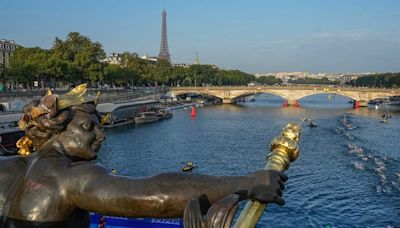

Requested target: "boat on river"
[
  {"left": 182, "top": 161, "right": 195, "bottom": 172},
  {"left": 182, "top": 165, "right": 195, "bottom": 172},
  {"left": 97, "top": 100, "right": 161, "bottom": 128},
  {"left": 155, "top": 108, "right": 173, "bottom": 120},
  {"left": 135, "top": 112, "right": 159, "bottom": 124},
  {"left": 308, "top": 121, "right": 317, "bottom": 128},
  {"left": 0, "top": 112, "right": 24, "bottom": 154}
]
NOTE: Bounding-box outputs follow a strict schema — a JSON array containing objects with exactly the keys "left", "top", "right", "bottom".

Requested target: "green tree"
[
  {"left": 256, "top": 76, "right": 282, "bottom": 85},
  {"left": 0, "top": 64, "right": 10, "bottom": 91},
  {"left": 215, "top": 70, "right": 255, "bottom": 86},
  {"left": 8, "top": 47, "right": 52, "bottom": 89},
  {"left": 103, "top": 64, "right": 139, "bottom": 87},
  {"left": 188, "top": 65, "right": 218, "bottom": 86},
  {"left": 152, "top": 59, "right": 172, "bottom": 85},
  {"left": 171, "top": 66, "right": 189, "bottom": 86},
  {"left": 348, "top": 73, "right": 400, "bottom": 88},
  {"left": 52, "top": 32, "right": 106, "bottom": 84},
  {"left": 289, "top": 77, "right": 340, "bottom": 85},
  {"left": 119, "top": 52, "right": 153, "bottom": 86}
]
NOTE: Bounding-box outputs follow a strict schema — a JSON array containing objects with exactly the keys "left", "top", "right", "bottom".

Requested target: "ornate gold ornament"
[
  {"left": 234, "top": 122, "right": 301, "bottom": 228},
  {"left": 58, "top": 84, "right": 99, "bottom": 110},
  {"left": 16, "top": 136, "right": 33, "bottom": 155}
]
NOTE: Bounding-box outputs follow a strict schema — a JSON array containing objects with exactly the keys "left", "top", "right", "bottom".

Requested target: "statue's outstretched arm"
[{"left": 64, "top": 163, "right": 285, "bottom": 218}]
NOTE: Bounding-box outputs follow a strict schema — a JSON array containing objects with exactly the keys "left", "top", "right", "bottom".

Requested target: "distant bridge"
[{"left": 171, "top": 86, "right": 400, "bottom": 106}]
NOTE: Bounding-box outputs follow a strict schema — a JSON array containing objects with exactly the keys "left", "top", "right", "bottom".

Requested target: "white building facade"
[{"left": 0, "top": 39, "right": 19, "bottom": 67}]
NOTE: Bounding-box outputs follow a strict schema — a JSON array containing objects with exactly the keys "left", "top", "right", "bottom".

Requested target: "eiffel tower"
[{"left": 158, "top": 9, "right": 171, "bottom": 63}]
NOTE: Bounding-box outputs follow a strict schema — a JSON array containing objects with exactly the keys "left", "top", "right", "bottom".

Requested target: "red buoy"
[
  {"left": 354, "top": 100, "right": 359, "bottom": 109},
  {"left": 283, "top": 100, "right": 287, "bottom": 107},
  {"left": 295, "top": 100, "right": 299, "bottom": 107},
  {"left": 191, "top": 107, "right": 197, "bottom": 116}
]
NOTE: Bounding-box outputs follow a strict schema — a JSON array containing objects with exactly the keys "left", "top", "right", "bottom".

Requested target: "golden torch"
[{"left": 234, "top": 122, "right": 301, "bottom": 228}]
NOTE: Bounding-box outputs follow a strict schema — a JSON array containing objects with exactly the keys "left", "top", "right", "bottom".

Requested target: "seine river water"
[{"left": 97, "top": 94, "right": 400, "bottom": 227}]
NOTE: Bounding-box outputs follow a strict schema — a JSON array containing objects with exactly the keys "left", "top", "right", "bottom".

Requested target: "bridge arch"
[
  {"left": 296, "top": 91, "right": 357, "bottom": 101},
  {"left": 229, "top": 90, "right": 286, "bottom": 101}
]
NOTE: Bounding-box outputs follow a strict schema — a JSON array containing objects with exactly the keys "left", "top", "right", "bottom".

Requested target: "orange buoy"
[{"left": 191, "top": 107, "right": 197, "bottom": 116}]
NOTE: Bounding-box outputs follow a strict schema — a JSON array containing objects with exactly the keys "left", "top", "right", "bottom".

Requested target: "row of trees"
[
  {"left": 288, "top": 77, "right": 340, "bottom": 85},
  {"left": 0, "top": 32, "right": 285, "bottom": 90},
  {"left": 348, "top": 73, "right": 400, "bottom": 88},
  {"left": 0, "top": 32, "right": 106, "bottom": 90}
]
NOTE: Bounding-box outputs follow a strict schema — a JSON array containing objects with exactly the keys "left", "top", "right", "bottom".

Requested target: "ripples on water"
[{"left": 98, "top": 94, "right": 400, "bottom": 227}]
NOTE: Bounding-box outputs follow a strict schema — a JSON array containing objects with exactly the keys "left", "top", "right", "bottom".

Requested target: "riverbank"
[
  {"left": 160, "top": 100, "right": 209, "bottom": 110},
  {"left": 0, "top": 87, "right": 167, "bottom": 112}
]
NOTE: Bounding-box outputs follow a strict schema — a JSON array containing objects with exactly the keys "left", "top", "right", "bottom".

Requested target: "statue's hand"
[{"left": 248, "top": 170, "right": 288, "bottom": 205}]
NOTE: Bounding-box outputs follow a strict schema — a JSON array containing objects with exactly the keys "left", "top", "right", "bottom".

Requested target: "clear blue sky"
[{"left": 1, "top": 0, "right": 400, "bottom": 73}]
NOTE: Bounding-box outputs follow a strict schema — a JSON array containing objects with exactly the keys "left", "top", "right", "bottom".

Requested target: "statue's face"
[{"left": 58, "top": 110, "right": 105, "bottom": 160}]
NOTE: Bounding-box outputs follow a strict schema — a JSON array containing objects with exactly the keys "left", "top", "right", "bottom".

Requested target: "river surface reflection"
[{"left": 98, "top": 94, "right": 400, "bottom": 227}]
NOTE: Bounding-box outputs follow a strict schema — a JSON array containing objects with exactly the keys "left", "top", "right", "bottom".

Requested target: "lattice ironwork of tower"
[{"left": 158, "top": 9, "right": 171, "bottom": 63}]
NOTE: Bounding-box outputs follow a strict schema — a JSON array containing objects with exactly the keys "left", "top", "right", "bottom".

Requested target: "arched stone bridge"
[{"left": 171, "top": 86, "right": 400, "bottom": 106}]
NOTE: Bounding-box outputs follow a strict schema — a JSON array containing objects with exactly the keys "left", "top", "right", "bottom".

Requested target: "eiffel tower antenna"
[{"left": 158, "top": 8, "right": 171, "bottom": 63}]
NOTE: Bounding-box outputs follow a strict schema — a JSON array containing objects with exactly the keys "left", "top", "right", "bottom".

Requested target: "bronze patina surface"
[{"left": 0, "top": 84, "right": 287, "bottom": 227}]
